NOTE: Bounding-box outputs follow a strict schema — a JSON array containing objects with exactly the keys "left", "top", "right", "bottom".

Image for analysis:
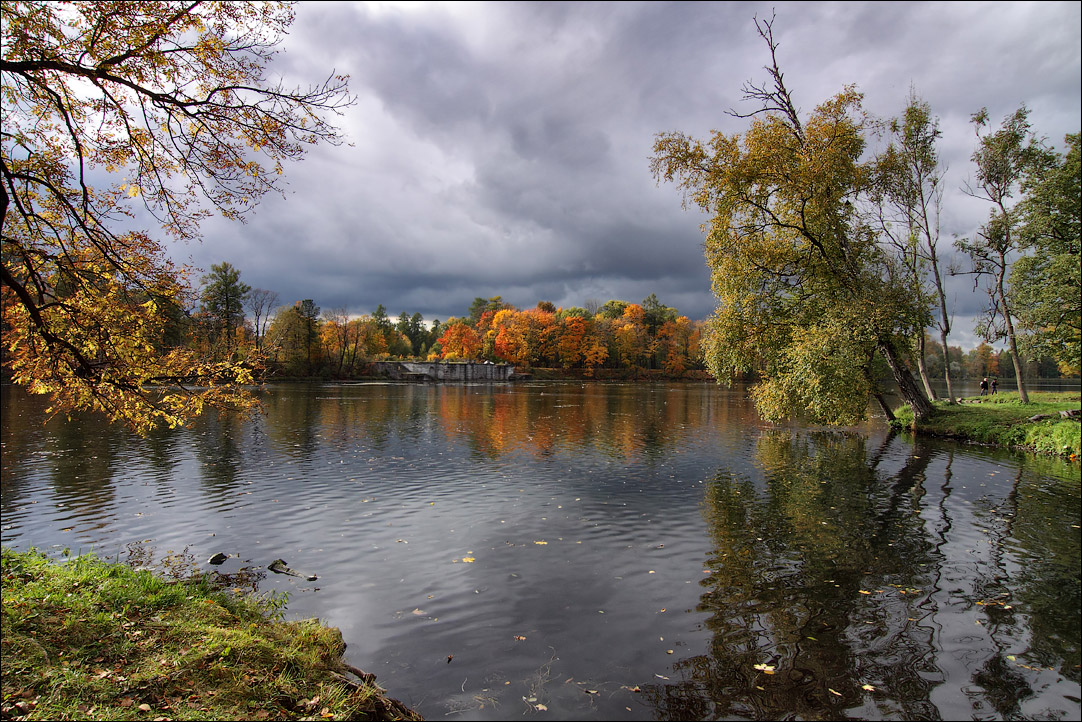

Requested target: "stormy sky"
[{"left": 172, "top": 1, "right": 1081, "bottom": 347}]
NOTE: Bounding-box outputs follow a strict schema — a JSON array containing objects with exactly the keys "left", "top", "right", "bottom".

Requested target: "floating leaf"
[
  {"left": 461, "top": 557, "right": 475, "bottom": 563},
  {"left": 862, "top": 684, "right": 876, "bottom": 691},
  {"left": 828, "top": 688, "right": 842, "bottom": 696},
  {"left": 753, "top": 663, "right": 775, "bottom": 674},
  {"left": 859, "top": 590, "right": 872, "bottom": 595},
  {"left": 514, "top": 635, "right": 527, "bottom": 641},
  {"left": 534, "top": 541, "right": 548, "bottom": 545}
]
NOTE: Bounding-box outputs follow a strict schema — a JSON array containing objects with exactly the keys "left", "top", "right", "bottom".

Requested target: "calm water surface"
[{"left": 2, "top": 382, "right": 1079, "bottom": 720}]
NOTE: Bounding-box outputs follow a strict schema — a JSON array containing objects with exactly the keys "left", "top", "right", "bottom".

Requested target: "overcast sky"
[{"left": 172, "top": 1, "right": 1081, "bottom": 348}]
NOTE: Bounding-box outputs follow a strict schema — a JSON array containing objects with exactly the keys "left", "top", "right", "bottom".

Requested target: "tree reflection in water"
[{"left": 643, "top": 430, "right": 1080, "bottom": 721}]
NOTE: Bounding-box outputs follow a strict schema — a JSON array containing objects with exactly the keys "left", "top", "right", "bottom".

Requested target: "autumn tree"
[
  {"left": 1, "top": 2, "right": 350, "bottom": 431},
  {"left": 956, "top": 106, "right": 1044, "bottom": 403},
  {"left": 438, "top": 322, "right": 481, "bottom": 361},
  {"left": 652, "top": 15, "right": 933, "bottom": 424}
]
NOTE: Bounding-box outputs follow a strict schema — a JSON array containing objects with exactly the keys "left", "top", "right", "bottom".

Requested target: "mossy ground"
[
  {"left": 1, "top": 548, "right": 422, "bottom": 721},
  {"left": 892, "top": 391, "right": 1081, "bottom": 458}
]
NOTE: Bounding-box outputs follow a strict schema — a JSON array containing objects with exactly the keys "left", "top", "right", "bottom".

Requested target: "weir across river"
[{"left": 368, "top": 360, "right": 518, "bottom": 382}]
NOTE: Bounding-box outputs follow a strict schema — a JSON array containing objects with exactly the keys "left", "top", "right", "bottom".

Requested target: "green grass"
[
  {"left": 1, "top": 548, "right": 422, "bottom": 721},
  {"left": 892, "top": 391, "right": 1081, "bottom": 458}
]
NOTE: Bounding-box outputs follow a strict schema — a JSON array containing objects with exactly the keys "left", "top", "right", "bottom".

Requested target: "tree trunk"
[
  {"left": 995, "top": 254, "right": 1029, "bottom": 403},
  {"left": 938, "top": 326, "right": 956, "bottom": 403},
  {"left": 916, "top": 334, "right": 938, "bottom": 400},
  {"left": 929, "top": 260, "right": 957, "bottom": 403},
  {"left": 879, "top": 338, "right": 935, "bottom": 422}
]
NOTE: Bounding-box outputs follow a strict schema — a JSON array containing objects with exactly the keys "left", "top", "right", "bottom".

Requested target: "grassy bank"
[
  {"left": 891, "top": 391, "right": 1081, "bottom": 458},
  {"left": 1, "top": 548, "right": 422, "bottom": 721}
]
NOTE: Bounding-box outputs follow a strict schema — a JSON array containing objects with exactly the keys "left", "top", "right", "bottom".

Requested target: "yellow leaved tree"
[
  {"left": 652, "top": 15, "right": 934, "bottom": 424},
  {"left": 1, "top": 1, "right": 351, "bottom": 432}
]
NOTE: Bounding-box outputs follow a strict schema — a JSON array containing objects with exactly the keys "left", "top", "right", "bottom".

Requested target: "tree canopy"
[
  {"left": 1, "top": 1, "right": 351, "bottom": 431},
  {"left": 1011, "top": 133, "right": 1081, "bottom": 373},
  {"left": 651, "top": 15, "right": 933, "bottom": 424}
]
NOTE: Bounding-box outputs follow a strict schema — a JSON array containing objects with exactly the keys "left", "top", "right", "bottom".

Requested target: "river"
[{"left": 1, "top": 381, "right": 1079, "bottom": 720}]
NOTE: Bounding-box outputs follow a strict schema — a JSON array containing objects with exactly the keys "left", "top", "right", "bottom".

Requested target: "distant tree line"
[
  {"left": 181, "top": 261, "right": 1075, "bottom": 387},
  {"left": 179, "top": 269, "right": 707, "bottom": 378}
]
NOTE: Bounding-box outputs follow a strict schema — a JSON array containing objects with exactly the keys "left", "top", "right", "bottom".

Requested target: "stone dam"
[{"left": 368, "top": 361, "right": 518, "bottom": 382}]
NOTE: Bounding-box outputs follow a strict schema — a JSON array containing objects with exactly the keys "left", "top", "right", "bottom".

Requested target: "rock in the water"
[
  {"left": 268, "top": 558, "right": 318, "bottom": 580},
  {"left": 208, "top": 552, "right": 229, "bottom": 565}
]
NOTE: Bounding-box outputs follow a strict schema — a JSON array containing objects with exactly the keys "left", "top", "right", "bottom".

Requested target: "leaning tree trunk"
[
  {"left": 915, "top": 333, "right": 938, "bottom": 401},
  {"left": 994, "top": 255, "right": 1029, "bottom": 403},
  {"left": 879, "top": 337, "right": 935, "bottom": 422}
]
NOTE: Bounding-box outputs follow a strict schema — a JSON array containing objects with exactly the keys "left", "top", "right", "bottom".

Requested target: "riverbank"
[
  {"left": 891, "top": 391, "right": 1081, "bottom": 458},
  {"left": 0, "top": 548, "right": 422, "bottom": 721}
]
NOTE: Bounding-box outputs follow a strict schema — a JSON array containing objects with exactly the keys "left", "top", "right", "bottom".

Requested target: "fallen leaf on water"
[
  {"left": 859, "top": 590, "right": 872, "bottom": 595},
  {"left": 535, "top": 703, "right": 548, "bottom": 711},
  {"left": 534, "top": 541, "right": 548, "bottom": 545},
  {"left": 829, "top": 688, "right": 842, "bottom": 696},
  {"left": 753, "top": 664, "right": 775, "bottom": 674},
  {"left": 514, "top": 635, "right": 527, "bottom": 641},
  {"left": 862, "top": 684, "right": 876, "bottom": 691},
  {"left": 461, "top": 557, "right": 475, "bottom": 563},
  {"left": 412, "top": 608, "right": 425, "bottom": 615}
]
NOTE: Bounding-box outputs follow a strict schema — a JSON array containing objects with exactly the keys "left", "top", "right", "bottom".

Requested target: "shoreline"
[{"left": 891, "top": 391, "right": 1081, "bottom": 459}]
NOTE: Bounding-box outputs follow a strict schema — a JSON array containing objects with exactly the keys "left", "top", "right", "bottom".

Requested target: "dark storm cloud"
[{"left": 175, "top": 1, "right": 1080, "bottom": 346}]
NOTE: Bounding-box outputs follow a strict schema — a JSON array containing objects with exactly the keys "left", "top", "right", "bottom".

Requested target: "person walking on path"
[
  {"left": 980, "top": 377, "right": 989, "bottom": 396},
  {"left": 991, "top": 378, "right": 998, "bottom": 395}
]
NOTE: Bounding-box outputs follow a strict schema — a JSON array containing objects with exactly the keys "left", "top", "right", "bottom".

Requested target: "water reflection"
[
  {"left": 645, "top": 431, "right": 1080, "bottom": 721},
  {"left": 1, "top": 383, "right": 1078, "bottom": 721}
]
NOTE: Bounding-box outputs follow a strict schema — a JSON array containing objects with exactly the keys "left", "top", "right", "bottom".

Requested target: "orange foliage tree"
[{"left": 438, "top": 322, "right": 482, "bottom": 360}]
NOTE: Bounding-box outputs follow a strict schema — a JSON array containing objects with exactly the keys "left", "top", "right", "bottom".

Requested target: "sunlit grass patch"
[
  {"left": 1, "top": 548, "right": 421, "bottom": 721},
  {"left": 892, "top": 391, "right": 1081, "bottom": 457}
]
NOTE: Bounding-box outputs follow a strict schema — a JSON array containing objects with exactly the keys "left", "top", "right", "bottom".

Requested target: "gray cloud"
[{"left": 172, "top": 1, "right": 1080, "bottom": 346}]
